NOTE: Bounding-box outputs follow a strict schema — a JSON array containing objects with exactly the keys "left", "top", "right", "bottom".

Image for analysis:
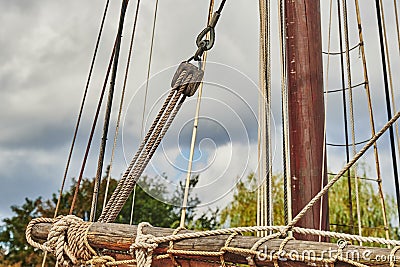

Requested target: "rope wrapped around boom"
[{"left": 99, "top": 62, "right": 204, "bottom": 223}]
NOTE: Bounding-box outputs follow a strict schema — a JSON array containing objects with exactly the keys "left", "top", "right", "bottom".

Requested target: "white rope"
[{"left": 180, "top": 0, "right": 214, "bottom": 228}]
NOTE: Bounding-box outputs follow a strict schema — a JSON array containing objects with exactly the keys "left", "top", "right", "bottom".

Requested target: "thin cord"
[
  {"left": 41, "top": 0, "right": 111, "bottom": 264},
  {"left": 278, "top": 0, "right": 290, "bottom": 225},
  {"left": 319, "top": 0, "right": 334, "bottom": 241},
  {"left": 129, "top": 0, "right": 160, "bottom": 224},
  {"left": 90, "top": 0, "right": 129, "bottom": 222},
  {"left": 70, "top": 39, "right": 117, "bottom": 214},
  {"left": 336, "top": 0, "right": 355, "bottom": 234},
  {"left": 352, "top": 0, "right": 389, "bottom": 242},
  {"left": 341, "top": 0, "right": 362, "bottom": 240},
  {"left": 378, "top": 0, "right": 400, "bottom": 171},
  {"left": 394, "top": 0, "right": 400, "bottom": 54},
  {"left": 180, "top": 0, "right": 215, "bottom": 228},
  {"left": 102, "top": 0, "right": 142, "bottom": 214},
  {"left": 374, "top": 0, "right": 400, "bottom": 226}
]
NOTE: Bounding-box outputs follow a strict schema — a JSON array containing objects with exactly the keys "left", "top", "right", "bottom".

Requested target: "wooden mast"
[{"left": 285, "top": 0, "right": 329, "bottom": 240}]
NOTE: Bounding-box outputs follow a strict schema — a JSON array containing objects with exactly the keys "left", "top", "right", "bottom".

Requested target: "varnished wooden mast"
[{"left": 285, "top": 0, "right": 329, "bottom": 240}]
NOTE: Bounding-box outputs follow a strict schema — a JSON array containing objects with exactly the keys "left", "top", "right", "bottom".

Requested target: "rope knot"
[
  {"left": 43, "top": 215, "right": 94, "bottom": 266},
  {"left": 130, "top": 222, "right": 158, "bottom": 267}
]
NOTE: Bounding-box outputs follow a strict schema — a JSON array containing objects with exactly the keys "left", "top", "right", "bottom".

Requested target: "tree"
[
  {"left": 0, "top": 173, "right": 215, "bottom": 266},
  {"left": 221, "top": 171, "right": 398, "bottom": 241}
]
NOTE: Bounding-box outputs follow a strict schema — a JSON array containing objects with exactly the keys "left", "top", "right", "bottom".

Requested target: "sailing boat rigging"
[{"left": 24, "top": 0, "right": 400, "bottom": 266}]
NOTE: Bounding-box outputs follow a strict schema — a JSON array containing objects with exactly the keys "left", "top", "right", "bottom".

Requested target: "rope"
[
  {"left": 395, "top": 0, "right": 400, "bottom": 54},
  {"left": 90, "top": 0, "right": 129, "bottom": 222},
  {"left": 375, "top": 0, "right": 400, "bottom": 226},
  {"left": 336, "top": 0, "right": 354, "bottom": 233},
  {"left": 322, "top": 42, "right": 361, "bottom": 55},
  {"left": 378, "top": 0, "right": 400, "bottom": 184},
  {"left": 26, "top": 216, "right": 95, "bottom": 267},
  {"left": 103, "top": 0, "right": 142, "bottom": 217},
  {"left": 180, "top": 0, "right": 214, "bottom": 228},
  {"left": 324, "top": 81, "right": 366, "bottom": 94},
  {"left": 27, "top": 216, "right": 400, "bottom": 266},
  {"left": 70, "top": 38, "right": 117, "bottom": 214},
  {"left": 53, "top": 0, "right": 111, "bottom": 222},
  {"left": 277, "top": 0, "right": 290, "bottom": 226},
  {"left": 100, "top": 63, "right": 203, "bottom": 222},
  {"left": 353, "top": 0, "right": 390, "bottom": 241},
  {"left": 287, "top": 111, "right": 400, "bottom": 230}
]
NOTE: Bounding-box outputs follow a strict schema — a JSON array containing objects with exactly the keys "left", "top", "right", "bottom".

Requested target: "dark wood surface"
[
  {"left": 30, "top": 222, "right": 397, "bottom": 266},
  {"left": 285, "top": 0, "right": 329, "bottom": 239}
]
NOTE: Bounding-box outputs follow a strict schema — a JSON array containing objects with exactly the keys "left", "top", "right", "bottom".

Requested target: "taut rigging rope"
[
  {"left": 374, "top": 0, "right": 400, "bottom": 226},
  {"left": 341, "top": 0, "right": 362, "bottom": 240},
  {"left": 102, "top": 0, "right": 142, "bottom": 220},
  {"left": 90, "top": 0, "right": 129, "bottom": 222},
  {"left": 100, "top": 64, "right": 205, "bottom": 223},
  {"left": 336, "top": 0, "right": 354, "bottom": 234},
  {"left": 353, "top": 0, "right": 390, "bottom": 240},
  {"left": 180, "top": 0, "right": 215, "bottom": 228}
]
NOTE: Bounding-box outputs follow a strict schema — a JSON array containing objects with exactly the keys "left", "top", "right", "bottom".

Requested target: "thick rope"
[
  {"left": 101, "top": 64, "right": 198, "bottom": 222},
  {"left": 26, "top": 216, "right": 95, "bottom": 267},
  {"left": 27, "top": 218, "right": 400, "bottom": 266},
  {"left": 287, "top": 111, "right": 400, "bottom": 230}
]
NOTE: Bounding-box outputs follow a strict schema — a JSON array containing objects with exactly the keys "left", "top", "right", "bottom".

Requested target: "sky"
[{"left": 1, "top": 0, "right": 399, "bottom": 228}]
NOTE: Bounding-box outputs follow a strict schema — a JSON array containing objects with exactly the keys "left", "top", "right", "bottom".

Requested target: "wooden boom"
[{"left": 30, "top": 222, "right": 398, "bottom": 266}]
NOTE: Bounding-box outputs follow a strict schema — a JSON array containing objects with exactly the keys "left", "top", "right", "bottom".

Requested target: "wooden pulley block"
[{"left": 171, "top": 61, "right": 204, "bottom": 97}]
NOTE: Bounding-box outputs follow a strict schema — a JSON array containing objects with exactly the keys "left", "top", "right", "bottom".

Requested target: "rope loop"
[
  {"left": 171, "top": 62, "right": 204, "bottom": 97},
  {"left": 130, "top": 222, "right": 158, "bottom": 267},
  {"left": 26, "top": 215, "right": 95, "bottom": 267}
]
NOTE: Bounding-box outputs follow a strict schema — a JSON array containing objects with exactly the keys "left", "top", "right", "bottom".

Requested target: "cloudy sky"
[{"left": 1, "top": 0, "right": 399, "bottom": 228}]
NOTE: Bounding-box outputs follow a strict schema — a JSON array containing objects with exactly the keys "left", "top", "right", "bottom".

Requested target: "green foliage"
[
  {"left": 328, "top": 171, "right": 398, "bottom": 240},
  {"left": 221, "top": 171, "right": 398, "bottom": 241},
  {"left": 220, "top": 173, "right": 286, "bottom": 229},
  {"left": 0, "top": 172, "right": 215, "bottom": 266}
]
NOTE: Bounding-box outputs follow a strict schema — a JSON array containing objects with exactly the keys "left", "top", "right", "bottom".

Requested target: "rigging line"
[
  {"left": 286, "top": 110, "right": 400, "bottom": 230},
  {"left": 103, "top": 0, "right": 142, "bottom": 215},
  {"left": 324, "top": 81, "right": 366, "bottom": 94},
  {"left": 326, "top": 138, "right": 370, "bottom": 147},
  {"left": 322, "top": 42, "right": 361, "bottom": 55},
  {"left": 374, "top": 0, "right": 400, "bottom": 226},
  {"left": 42, "top": 0, "right": 110, "bottom": 267},
  {"left": 320, "top": 0, "right": 334, "bottom": 240},
  {"left": 99, "top": 89, "right": 176, "bottom": 221},
  {"left": 336, "top": 0, "right": 354, "bottom": 234},
  {"left": 394, "top": 0, "right": 400, "bottom": 54},
  {"left": 141, "top": 0, "right": 159, "bottom": 141},
  {"left": 342, "top": 0, "right": 362, "bottom": 240},
  {"left": 257, "top": 0, "right": 267, "bottom": 236},
  {"left": 129, "top": 0, "right": 160, "bottom": 224},
  {"left": 379, "top": 0, "right": 400, "bottom": 172},
  {"left": 353, "top": 0, "right": 390, "bottom": 241},
  {"left": 69, "top": 38, "right": 117, "bottom": 215},
  {"left": 90, "top": 0, "right": 129, "bottom": 223},
  {"left": 105, "top": 92, "right": 187, "bottom": 223},
  {"left": 42, "top": 0, "right": 111, "bottom": 265},
  {"left": 265, "top": 0, "right": 272, "bottom": 229},
  {"left": 52, "top": 0, "right": 111, "bottom": 219},
  {"left": 180, "top": 0, "right": 214, "bottom": 228},
  {"left": 103, "top": 0, "right": 140, "bottom": 216},
  {"left": 278, "top": 0, "right": 290, "bottom": 226}
]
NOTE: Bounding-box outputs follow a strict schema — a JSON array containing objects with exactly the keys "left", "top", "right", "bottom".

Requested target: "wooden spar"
[
  {"left": 30, "top": 222, "right": 397, "bottom": 267},
  {"left": 285, "top": 0, "right": 329, "bottom": 239}
]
